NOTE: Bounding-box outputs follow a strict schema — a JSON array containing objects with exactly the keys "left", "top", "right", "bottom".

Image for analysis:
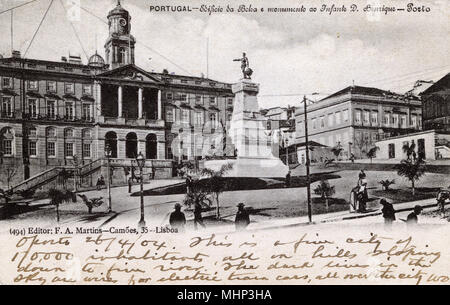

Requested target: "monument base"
[{"left": 204, "top": 157, "right": 289, "bottom": 178}]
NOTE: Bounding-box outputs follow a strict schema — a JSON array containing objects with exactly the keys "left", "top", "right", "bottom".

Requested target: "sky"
[{"left": 0, "top": 0, "right": 449, "bottom": 108}]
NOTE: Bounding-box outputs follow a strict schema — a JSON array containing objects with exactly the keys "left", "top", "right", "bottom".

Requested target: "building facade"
[
  {"left": 295, "top": 86, "right": 423, "bottom": 161},
  {"left": 0, "top": 2, "right": 234, "bottom": 185},
  {"left": 421, "top": 73, "right": 450, "bottom": 132}
]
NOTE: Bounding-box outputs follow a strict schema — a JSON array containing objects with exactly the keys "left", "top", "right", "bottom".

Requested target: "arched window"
[
  {"left": 146, "top": 134, "right": 157, "bottom": 159},
  {"left": 64, "top": 128, "right": 75, "bottom": 158},
  {"left": 64, "top": 128, "right": 74, "bottom": 138},
  {"left": 118, "top": 47, "right": 126, "bottom": 64},
  {"left": 82, "top": 129, "right": 92, "bottom": 139},
  {"left": 1, "top": 127, "right": 15, "bottom": 156},
  {"left": 105, "top": 131, "right": 118, "bottom": 158},
  {"left": 45, "top": 127, "right": 57, "bottom": 158},
  {"left": 27, "top": 127, "right": 37, "bottom": 138},
  {"left": 125, "top": 132, "right": 138, "bottom": 159},
  {"left": 46, "top": 127, "right": 56, "bottom": 138}
]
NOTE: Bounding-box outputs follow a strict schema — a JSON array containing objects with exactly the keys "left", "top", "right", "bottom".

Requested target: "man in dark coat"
[
  {"left": 406, "top": 205, "right": 423, "bottom": 226},
  {"left": 169, "top": 203, "right": 186, "bottom": 231},
  {"left": 380, "top": 199, "right": 396, "bottom": 227},
  {"left": 285, "top": 171, "right": 291, "bottom": 188},
  {"left": 235, "top": 203, "right": 250, "bottom": 231}
]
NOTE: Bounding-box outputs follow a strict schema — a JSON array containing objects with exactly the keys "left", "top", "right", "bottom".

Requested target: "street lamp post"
[
  {"left": 105, "top": 144, "right": 113, "bottom": 213},
  {"left": 136, "top": 152, "right": 146, "bottom": 228},
  {"left": 72, "top": 155, "right": 79, "bottom": 193}
]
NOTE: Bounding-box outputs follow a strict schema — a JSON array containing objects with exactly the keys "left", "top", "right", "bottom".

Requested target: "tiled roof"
[{"left": 321, "top": 85, "right": 401, "bottom": 101}]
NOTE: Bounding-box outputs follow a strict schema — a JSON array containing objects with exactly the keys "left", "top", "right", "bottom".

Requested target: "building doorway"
[
  {"left": 146, "top": 134, "right": 157, "bottom": 159},
  {"left": 105, "top": 131, "right": 118, "bottom": 158},
  {"left": 126, "top": 132, "right": 138, "bottom": 159},
  {"left": 418, "top": 138, "right": 426, "bottom": 159}
]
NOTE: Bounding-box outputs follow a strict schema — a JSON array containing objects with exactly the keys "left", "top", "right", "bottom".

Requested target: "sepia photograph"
[{"left": 0, "top": 0, "right": 448, "bottom": 289}]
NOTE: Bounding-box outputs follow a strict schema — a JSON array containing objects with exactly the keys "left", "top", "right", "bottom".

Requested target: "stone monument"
[{"left": 204, "top": 54, "right": 289, "bottom": 177}]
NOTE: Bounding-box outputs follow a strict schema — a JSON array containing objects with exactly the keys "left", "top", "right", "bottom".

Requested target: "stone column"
[
  {"left": 138, "top": 88, "right": 143, "bottom": 119},
  {"left": 157, "top": 89, "right": 162, "bottom": 120},
  {"left": 118, "top": 86, "right": 123, "bottom": 117}
]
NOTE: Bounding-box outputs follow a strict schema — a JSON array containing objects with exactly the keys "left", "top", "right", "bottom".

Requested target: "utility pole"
[
  {"left": 303, "top": 96, "right": 312, "bottom": 223},
  {"left": 11, "top": 10, "right": 13, "bottom": 54}
]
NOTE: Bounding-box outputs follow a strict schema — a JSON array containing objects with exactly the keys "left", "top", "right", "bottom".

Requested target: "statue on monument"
[{"left": 233, "top": 52, "right": 253, "bottom": 79}]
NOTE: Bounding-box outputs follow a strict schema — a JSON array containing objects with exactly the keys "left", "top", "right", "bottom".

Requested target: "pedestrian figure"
[
  {"left": 96, "top": 175, "right": 105, "bottom": 190},
  {"left": 194, "top": 202, "right": 206, "bottom": 230},
  {"left": 169, "top": 203, "right": 186, "bottom": 232},
  {"left": 235, "top": 202, "right": 250, "bottom": 231},
  {"left": 128, "top": 176, "right": 132, "bottom": 193},
  {"left": 285, "top": 171, "right": 291, "bottom": 188},
  {"left": 356, "top": 170, "right": 368, "bottom": 212},
  {"left": 186, "top": 175, "right": 193, "bottom": 195},
  {"left": 349, "top": 153, "right": 355, "bottom": 163},
  {"left": 406, "top": 205, "right": 423, "bottom": 226},
  {"left": 380, "top": 199, "right": 395, "bottom": 227}
]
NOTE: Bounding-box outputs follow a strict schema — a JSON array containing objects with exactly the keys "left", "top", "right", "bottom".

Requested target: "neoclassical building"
[
  {"left": 0, "top": 2, "right": 234, "bottom": 185},
  {"left": 295, "top": 85, "right": 422, "bottom": 162}
]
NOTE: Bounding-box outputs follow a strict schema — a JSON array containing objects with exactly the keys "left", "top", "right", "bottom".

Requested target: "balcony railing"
[{"left": 20, "top": 113, "right": 95, "bottom": 123}]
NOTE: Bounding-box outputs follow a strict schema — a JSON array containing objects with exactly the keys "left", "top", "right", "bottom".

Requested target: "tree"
[
  {"left": 78, "top": 194, "right": 104, "bottom": 214},
  {"left": 366, "top": 146, "right": 379, "bottom": 163},
  {"left": 0, "top": 162, "right": 18, "bottom": 190},
  {"left": 379, "top": 179, "right": 395, "bottom": 191},
  {"left": 402, "top": 141, "right": 417, "bottom": 161},
  {"left": 48, "top": 188, "right": 75, "bottom": 222},
  {"left": 394, "top": 157, "right": 426, "bottom": 196},
  {"left": 313, "top": 179, "right": 335, "bottom": 209},
  {"left": 58, "top": 168, "right": 71, "bottom": 190},
  {"left": 354, "top": 134, "right": 370, "bottom": 158},
  {"left": 200, "top": 163, "right": 233, "bottom": 219}
]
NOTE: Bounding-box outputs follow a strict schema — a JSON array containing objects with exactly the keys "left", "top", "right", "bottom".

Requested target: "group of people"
[
  {"left": 350, "top": 170, "right": 369, "bottom": 213},
  {"left": 352, "top": 169, "right": 425, "bottom": 227},
  {"left": 169, "top": 202, "right": 250, "bottom": 232},
  {"left": 380, "top": 199, "right": 423, "bottom": 228}
]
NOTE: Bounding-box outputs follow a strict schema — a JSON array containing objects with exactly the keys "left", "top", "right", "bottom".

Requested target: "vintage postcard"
[{"left": 0, "top": 0, "right": 449, "bottom": 291}]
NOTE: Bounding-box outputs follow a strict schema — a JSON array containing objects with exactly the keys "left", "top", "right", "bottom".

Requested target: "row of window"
[
  {"left": 354, "top": 110, "right": 421, "bottom": 128},
  {"left": 298, "top": 109, "right": 350, "bottom": 131},
  {"left": 1, "top": 97, "right": 93, "bottom": 120},
  {"left": 299, "top": 109, "right": 421, "bottom": 132},
  {"left": 1, "top": 77, "right": 93, "bottom": 95},
  {"left": 25, "top": 127, "right": 92, "bottom": 139},
  {"left": 166, "top": 108, "right": 229, "bottom": 126},
  {"left": 166, "top": 92, "right": 233, "bottom": 106},
  {"left": 2, "top": 138, "right": 92, "bottom": 158}
]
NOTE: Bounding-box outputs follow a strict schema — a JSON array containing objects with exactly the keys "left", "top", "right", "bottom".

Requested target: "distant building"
[
  {"left": 421, "top": 73, "right": 450, "bottom": 131},
  {"left": 295, "top": 85, "right": 422, "bottom": 160},
  {"left": 375, "top": 130, "right": 450, "bottom": 161},
  {"left": 262, "top": 106, "right": 296, "bottom": 164}
]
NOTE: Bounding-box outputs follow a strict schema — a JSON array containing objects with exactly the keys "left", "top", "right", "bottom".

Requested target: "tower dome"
[
  {"left": 88, "top": 52, "right": 105, "bottom": 68},
  {"left": 108, "top": 0, "right": 129, "bottom": 19}
]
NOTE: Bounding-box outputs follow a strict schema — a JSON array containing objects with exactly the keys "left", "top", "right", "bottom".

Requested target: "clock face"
[{"left": 119, "top": 18, "right": 127, "bottom": 27}]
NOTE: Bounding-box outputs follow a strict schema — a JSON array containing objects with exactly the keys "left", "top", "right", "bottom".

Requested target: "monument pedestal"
[{"left": 204, "top": 78, "right": 288, "bottom": 178}]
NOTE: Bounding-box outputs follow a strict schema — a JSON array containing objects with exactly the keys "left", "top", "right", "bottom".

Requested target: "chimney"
[
  {"left": 68, "top": 54, "right": 82, "bottom": 64},
  {"left": 61, "top": 56, "right": 67, "bottom": 62},
  {"left": 12, "top": 50, "right": 21, "bottom": 58}
]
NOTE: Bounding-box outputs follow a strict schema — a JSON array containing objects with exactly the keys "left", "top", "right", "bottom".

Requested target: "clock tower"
[{"left": 105, "top": 0, "right": 136, "bottom": 69}]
